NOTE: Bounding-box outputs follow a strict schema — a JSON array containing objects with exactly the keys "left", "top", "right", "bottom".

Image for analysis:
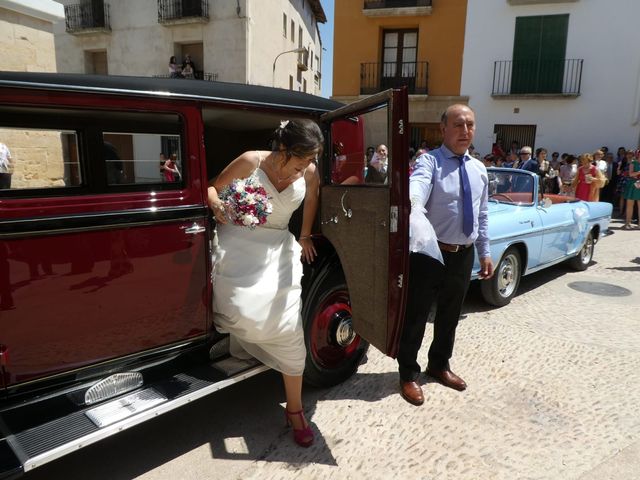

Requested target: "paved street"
[{"left": 26, "top": 218, "right": 640, "bottom": 480}]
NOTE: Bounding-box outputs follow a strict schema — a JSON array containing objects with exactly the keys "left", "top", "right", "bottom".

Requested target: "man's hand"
[{"left": 478, "top": 256, "right": 494, "bottom": 279}]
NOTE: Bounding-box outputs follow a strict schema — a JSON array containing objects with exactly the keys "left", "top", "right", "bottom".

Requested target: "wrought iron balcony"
[
  {"left": 154, "top": 71, "right": 218, "bottom": 81},
  {"left": 364, "top": 0, "right": 432, "bottom": 8},
  {"left": 158, "top": 0, "right": 209, "bottom": 24},
  {"left": 64, "top": 2, "right": 111, "bottom": 34},
  {"left": 360, "top": 61, "right": 428, "bottom": 95},
  {"left": 492, "top": 59, "right": 584, "bottom": 96}
]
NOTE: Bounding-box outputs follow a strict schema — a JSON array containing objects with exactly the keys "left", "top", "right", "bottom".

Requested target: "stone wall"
[
  {"left": 0, "top": 2, "right": 63, "bottom": 190},
  {"left": 0, "top": 128, "right": 67, "bottom": 189}
]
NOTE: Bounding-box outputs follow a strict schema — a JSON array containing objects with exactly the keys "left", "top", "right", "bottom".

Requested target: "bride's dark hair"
[{"left": 272, "top": 119, "right": 323, "bottom": 161}]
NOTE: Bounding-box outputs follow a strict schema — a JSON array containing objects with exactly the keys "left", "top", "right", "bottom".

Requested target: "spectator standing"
[
  {"left": 616, "top": 151, "right": 632, "bottom": 216},
  {"left": 601, "top": 152, "right": 616, "bottom": 203},
  {"left": 573, "top": 153, "right": 605, "bottom": 202},
  {"left": 559, "top": 155, "right": 577, "bottom": 195},
  {"left": 168, "top": 56, "right": 182, "bottom": 78},
  {"left": 594, "top": 150, "right": 607, "bottom": 175},
  {"left": 519, "top": 146, "right": 538, "bottom": 174},
  {"left": 622, "top": 150, "right": 640, "bottom": 229},
  {"left": 492, "top": 139, "right": 506, "bottom": 158},
  {"left": 0, "top": 141, "right": 13, "bottom": 189},
  {"left": 182, "top": 54, "right": 197, "bottom": 77},
  {"left": 182, "top": 62, "right": 194, "bottom": 79},
  {"left": 161, "top": 153, "right": 180, "bottom": 182}
]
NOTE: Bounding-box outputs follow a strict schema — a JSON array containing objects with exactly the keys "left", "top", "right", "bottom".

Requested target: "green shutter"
[{"left": 511, "top": 14, "right": 569, "bottom": 94}]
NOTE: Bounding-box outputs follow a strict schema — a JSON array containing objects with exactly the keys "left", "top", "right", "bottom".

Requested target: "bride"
[{"left": 207, "top": 119, "right": 322, "bottom": 447}]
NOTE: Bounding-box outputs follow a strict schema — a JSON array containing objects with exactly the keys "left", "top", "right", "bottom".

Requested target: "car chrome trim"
[
  {"left": 490, "top": 221, "right": 576, "bottom": 243},
  {"left": 16, "top": 364, "right": 269, "bottom": 473},
  {"left": 0, "top": 205, "right": 207, "bottom": 238}
]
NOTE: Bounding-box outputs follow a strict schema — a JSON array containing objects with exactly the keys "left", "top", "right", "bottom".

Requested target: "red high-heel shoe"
[{"left": 285, "top": 409, "right": 314, "bottom": 447}]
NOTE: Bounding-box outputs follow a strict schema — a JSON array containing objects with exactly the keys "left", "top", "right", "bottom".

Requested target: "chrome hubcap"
[
  {"left": 333, "top": 311, "right": 356, "bottom": 347},
  {"left": 580, "top": 237, "right": 593, "bottom": 263},
  {"left": 498, "top": 254, "right": 518, "bottom": 297}
]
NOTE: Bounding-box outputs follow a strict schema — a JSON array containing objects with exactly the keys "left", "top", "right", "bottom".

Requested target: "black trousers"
[
  {"left": 398, "top": 248, "right": 474, "bottom": 382},
  {"left": 0, "top": 173, "right": 11, "bottom": 190}
]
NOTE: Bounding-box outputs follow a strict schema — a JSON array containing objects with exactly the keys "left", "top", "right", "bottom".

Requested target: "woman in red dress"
[{"left": 572, "top": 153, "right": 604, "bottom": 201}]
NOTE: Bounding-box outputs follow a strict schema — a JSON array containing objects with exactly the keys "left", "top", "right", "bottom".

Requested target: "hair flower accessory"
[
  {"left": 279, "top": 120, "right": 290, "bottom": 129},
  {"left": 218, "top": 176, "right": 273, "bottom": 229}
]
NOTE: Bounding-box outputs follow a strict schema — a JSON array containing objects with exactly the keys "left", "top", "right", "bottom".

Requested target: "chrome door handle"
[
  {"left": 340, "top": 192, "right": 352, "bottom": 218},
  {"left": 183, "top": 222, "right": 206, "bottom": 234}
]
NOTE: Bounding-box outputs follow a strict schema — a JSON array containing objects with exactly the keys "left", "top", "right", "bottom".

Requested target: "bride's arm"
[{"left": 299, "top": 163, "right": 319, "bottom": 263}]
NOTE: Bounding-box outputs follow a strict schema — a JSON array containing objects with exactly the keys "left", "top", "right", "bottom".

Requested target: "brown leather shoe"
[
  {"left": 426, "top": 368, "right": 467, "bottom": 391},
  {"left": 399, "top": 380, "right": 424, "bottom": 406}
]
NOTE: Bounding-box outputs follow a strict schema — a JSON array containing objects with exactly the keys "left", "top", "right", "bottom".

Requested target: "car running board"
[{"left": 0, "top": 358, "right": 268, "bottom": 479}]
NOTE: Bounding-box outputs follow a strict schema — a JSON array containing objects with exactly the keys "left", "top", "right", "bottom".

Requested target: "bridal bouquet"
[{"left": 218, "top": 176, "right": 273, "bottom": 229}]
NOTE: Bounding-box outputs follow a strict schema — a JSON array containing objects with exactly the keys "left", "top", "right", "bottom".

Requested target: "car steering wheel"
[{"left": 490, "top": 193, "right": 515, "bottom": 202}]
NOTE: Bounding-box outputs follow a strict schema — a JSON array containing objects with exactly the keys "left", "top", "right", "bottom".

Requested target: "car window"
[
  {"left": 103, "top": 133, "right": 182, "bottom": 186},
  {"left": 488, "top": 170, "right": 534, "bottom": 204},
  {"left": 330, "top": 107, "right": 389, "bottom": 186},
  {"left": 0, "top": 127, "right": 81, "bottom": 191}
]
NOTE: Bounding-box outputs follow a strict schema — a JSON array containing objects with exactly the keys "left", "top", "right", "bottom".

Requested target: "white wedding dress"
[{"left": 212, "top": 167, "right": 307, "bottom": 376}]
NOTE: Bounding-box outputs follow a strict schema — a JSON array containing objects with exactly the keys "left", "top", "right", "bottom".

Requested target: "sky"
[{"left": 318, "top": 0, "right": 334, "bottom": 98}]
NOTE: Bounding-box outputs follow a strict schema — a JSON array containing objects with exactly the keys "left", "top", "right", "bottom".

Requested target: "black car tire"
[
  {"left": 480, "top": 247, "right": 522, "bottom": 307},
  {"left": 302, "top": 264, "right": 369, "bottom": 387},
  {"left": 567, "top": 231, "right": 594, "bottom": 271}
]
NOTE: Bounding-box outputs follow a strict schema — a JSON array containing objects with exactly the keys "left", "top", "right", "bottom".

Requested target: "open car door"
[{"left": 319, "top": 89, "right": 409, "bottom": 357}]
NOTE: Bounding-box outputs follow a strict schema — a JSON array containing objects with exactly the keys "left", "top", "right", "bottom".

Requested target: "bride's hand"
[
  {"left": 299, "top": 236, "right": 316, "bottom": 263},
  {"left": 210, "top": 201, "right": 227, "bottom": 224}
]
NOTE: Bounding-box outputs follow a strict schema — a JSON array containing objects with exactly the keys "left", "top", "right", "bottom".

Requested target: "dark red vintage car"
[{"left": 0, "top": 72, "right": 409, "bottom": 478}]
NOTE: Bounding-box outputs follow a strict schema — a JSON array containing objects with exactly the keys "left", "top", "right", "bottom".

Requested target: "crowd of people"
[{"left": 409, "top": 140, "right": 640, "bottom": 230}]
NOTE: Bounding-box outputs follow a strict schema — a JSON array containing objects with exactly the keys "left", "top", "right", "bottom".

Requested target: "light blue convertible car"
[{"left": 473, "top": 168, "right": 612, "bottom": 306}]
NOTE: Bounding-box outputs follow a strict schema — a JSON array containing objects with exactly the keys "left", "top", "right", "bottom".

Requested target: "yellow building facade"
[{"left": 332, "top": 0, "right": 468, "bottom": 148}]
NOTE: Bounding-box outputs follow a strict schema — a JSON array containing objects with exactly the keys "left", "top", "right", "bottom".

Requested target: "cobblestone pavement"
[{"left": 26, "top": 219, "right": 640, "bottom": 480}]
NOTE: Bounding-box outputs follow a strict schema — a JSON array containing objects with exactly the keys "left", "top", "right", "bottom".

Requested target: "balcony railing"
[
  {"left": 492, "top": 59, "right": 584, "bottom": 96},
  {"left": 154, "top": 71, "right": 218, "bottom": 81},
  {"left": 361, "top": 61, "right": 428, "bottom": 95},
  {"left": 158, "top": 0, "right": 209, "bottom": 23},
  {"left": 64, "top": 2, "right": 111, "bottom": 34},
  {"left": 364, "top": 0, "right": 432, "bottom": 8}
]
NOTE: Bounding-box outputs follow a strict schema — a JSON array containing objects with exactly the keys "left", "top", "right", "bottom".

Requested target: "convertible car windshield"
[{"left": 488, "top": 170, "right": 535, "bottom": 205}]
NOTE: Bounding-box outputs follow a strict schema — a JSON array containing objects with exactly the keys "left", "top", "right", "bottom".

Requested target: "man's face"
[
  {"left": 441, "top": 106, "right": 475, "bottom": 155},
  {"left": 376, "top": 145, "right": 388, "bottom": 159}
]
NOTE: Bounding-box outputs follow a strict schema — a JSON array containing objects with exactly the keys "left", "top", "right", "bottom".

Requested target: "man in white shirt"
[{"left": 0, "top": 142, "right": 13, "bottom": 189}]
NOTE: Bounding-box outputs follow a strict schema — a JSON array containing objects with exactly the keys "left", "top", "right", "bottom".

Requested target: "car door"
[
  {"left": 0, "top": 99, "right": 208, "bottom": 388},
  {"left": 319, "top": 89, "right": 409, "bottom": 357},
  {"left": 538, "top": 199, "right": 590, "bottom": 264}
]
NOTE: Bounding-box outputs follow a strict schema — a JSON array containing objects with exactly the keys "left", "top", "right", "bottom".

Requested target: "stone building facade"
[
  {"left": 0, "top": 0, "right": 65, "bottom": 189},
  {"left": 53, "top": 0, "right": 325, "bottom": 94}
]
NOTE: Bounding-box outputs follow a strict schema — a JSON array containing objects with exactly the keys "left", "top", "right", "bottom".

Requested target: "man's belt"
[{"left": 438, "top": 241, "right": 472, "bottom": 253}]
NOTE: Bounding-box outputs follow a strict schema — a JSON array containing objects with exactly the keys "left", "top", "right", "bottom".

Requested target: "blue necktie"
[{"left": 458, "top": 155, "right": 474, "bottom": 237}]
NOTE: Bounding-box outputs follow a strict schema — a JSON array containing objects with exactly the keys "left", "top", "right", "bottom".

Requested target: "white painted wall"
[
  {"left": 53, "top": 0, "right": 323, "bottom": 92},
  {"left": 249, "top": 0, "right": 322, "bottom": 92},
  {"left": 461, "top": 0, "right": 640, "bottom": 156}
]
